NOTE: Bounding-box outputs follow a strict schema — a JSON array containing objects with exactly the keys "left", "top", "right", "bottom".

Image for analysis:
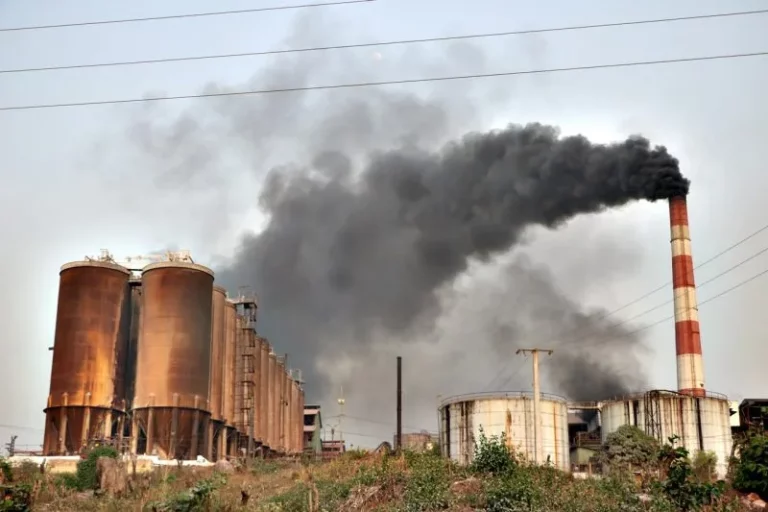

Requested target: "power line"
[
  {"left": 3, "top": 9, "right": 767, "bottom": 75},
  {"left": 0, "top": 0, "right": 375, "bottom": 33},
  {"left": 578, "top": 262, "right": 768, "bottom": 350},
  {"left": 597, "top": 221, "right": 768, "bottom": 320},
  {"left": 483, "top": 222, "right": 768, "bottom": 389},
  {"left": 597, "top": 241, "right": 768, "bottom": 329},
  {"left": 0, "top": 423, "right": 43, "bottom": 432},
  {"left": 2, "top": 50, "right": 767, "bottom": 113}
]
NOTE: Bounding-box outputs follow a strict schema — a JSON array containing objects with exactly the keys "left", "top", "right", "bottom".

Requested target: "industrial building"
[
  {"left": 42, "top": 250, "right": 305, "bottom": 461},
  {"left": 438, "top": 195, "right": 736, "bottom": 478}
]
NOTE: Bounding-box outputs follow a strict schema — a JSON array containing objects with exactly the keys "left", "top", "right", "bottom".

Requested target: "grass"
[{"left": 0, "top": 449, "right": 754, "bottom": 511}]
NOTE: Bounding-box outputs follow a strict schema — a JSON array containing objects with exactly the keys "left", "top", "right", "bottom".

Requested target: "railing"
[{"left": 439, "top": 390, "right": 568, "bottom": 408}]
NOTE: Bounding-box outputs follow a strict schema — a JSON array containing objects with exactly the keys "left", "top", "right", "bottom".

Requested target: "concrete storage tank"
[
  {"left": 600, "top": 390, "right": 733, "bottom": 478},
  {"left": 43, "top": 260, "right": 132, "bottom": 455},
  {"left": 131, "top": 261, "right": 214, "bottom": 460},
  {"left": 276, "top": 358, "right": 287, "bottom": 453},
  {"left": 438, "top": 391, "right": 569, "bottom": 470}
]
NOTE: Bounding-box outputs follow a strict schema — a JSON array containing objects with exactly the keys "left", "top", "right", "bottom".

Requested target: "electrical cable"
[
  {"left": 487, "top": 242, "right": 768, "bottom": 385},
  {"left": 2, "top": 8, "right": 766, "bottom": 75},
  {"left": 1, "top": 50, "right": 767, "bottom": 112},
  {"left": 577, "top": 262, "right": 768, "bottom": 350},
  {"left": 594, "top": 221, "right": 768, "bottom": 321},
  {"left": 0, "top": 0, "right": 376, "bottom": 33}
]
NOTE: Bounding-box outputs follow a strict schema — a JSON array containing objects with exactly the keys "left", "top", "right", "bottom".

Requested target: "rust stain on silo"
[
  {"left": 133, "top": 262, "right": 214, "bottom": 409},
  {"left": 44, "top": 261, "right": 132, "bottom": 455},
  {"left": 267, "top": 352, "right": 276, "bottom": 449},
  {"left": 209, "top": 286, "right": 227, "bottom": 421}
]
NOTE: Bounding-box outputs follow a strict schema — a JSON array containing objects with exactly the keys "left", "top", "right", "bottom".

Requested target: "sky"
[{"left": 1, "top": 0, "right": 767, "bottom": 452}]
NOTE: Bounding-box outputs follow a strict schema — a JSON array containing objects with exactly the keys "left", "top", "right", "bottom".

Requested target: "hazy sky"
[{"left": 1, "top": 0, "right": 767, "bottom": 451}]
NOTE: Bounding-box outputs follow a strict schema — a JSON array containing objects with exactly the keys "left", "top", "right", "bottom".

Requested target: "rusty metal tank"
[
  {"left": 43, "top": 260, "right": 132, "bottom": 456},
  {"left": 221, "top": 300, "right": 237, "bottom": 457},
  {"left": 209, "top": 286, "right": 226, "bottom": 422},
  {"left": 298, "top": 388, "right": 305, "bottom": 453},
  {"left": 283, "top": 370, "right": 292, "bottom": 453},
  {"left": 276, "top": 358, "right": 287, "bottom": 452},
  {"left": 267, "top": 351, "right": 277, "bottom": 450},
  {"left": 259, "top": 340, "right": 270, "bottom": 449},
  {"left": 131, "top": 261, "right": 214, "bottom": 459}
]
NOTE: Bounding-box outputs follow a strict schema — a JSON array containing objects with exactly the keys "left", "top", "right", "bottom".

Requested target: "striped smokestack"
[{"left": 669, "top": 196, "right": 705, "bottom": 397}]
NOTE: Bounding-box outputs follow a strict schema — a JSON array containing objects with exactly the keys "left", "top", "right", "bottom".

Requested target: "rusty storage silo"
[
  {"left": 222, "top": 300, "right": 237, "bottom": 457},
  {"left": 43, "top": 260, "right": 132, "bottom": 456},
  {"left": 294, "top": 380, "right": 302, "bottom": 453},
  {"left": 131, "top": 261, "right": 214, "bottom": 460},
  {"left": 285, "top": 373, "right": 293, "bottom": 453},
  {"left": 276, "top": 358, "right": 287, "bottom": 452},
  {"left": 298, "top": 387, "right": 305, "bottom": 453},
  {"left": 290, "top": 377, "right": 299, "bottom": 453},
  {"left": 252, "top": 336, "right": 264, "bottom": 445},
  {"left": 259, "top": 340, "right": 270, "bottom": 450},
  {"left": 208, "top": 285, "right": 227, "bottom": 460},
  {"left": 267, "top": 351, "right": 277, "bottom": 450}
]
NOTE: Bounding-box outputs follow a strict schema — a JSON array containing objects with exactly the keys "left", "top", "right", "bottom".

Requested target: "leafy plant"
[
  {"left": 691, "top": 450, "right": 718, "bottom": 483},
  {"left": 74, "top": 445, "right": 119, "bottom": 491},
  {"left": 0, "top": 483, "right": 32, "bottom": 511},
  {"left": 597, "top": 425, "right": 659, "bottom": 476},
  {"left": 471, "top": 427, "right": 516, "bottom": 476},
  {"left": 403, "top": 453, "right": 450, "bottom": 511},
  {"left": 149, "top": 475, "right": 226, "bottom": 512},
  {"left": 657, "top": 436, "right": 725, "bottom": 511},
  {"left": 732, "top": 434, "right": 768, "bottom": 499}
]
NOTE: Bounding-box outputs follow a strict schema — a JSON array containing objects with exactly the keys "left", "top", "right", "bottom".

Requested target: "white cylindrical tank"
[
  {"left": 438, "top": 391, "right": 569, "bottom": 471},
  {"left": 600, "top": 390, "right": 733, "bottom": 478}
]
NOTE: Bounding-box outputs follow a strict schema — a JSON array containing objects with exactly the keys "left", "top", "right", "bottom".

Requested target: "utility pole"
[
  {"left": 337, "top": 385, "right": 345, "bottom": 450},
  {"left": 516, "top": 349, "right": 553, "bottom": 465},
  {"left": 396, "top": 356, "right": 403, "bottom": 452}
]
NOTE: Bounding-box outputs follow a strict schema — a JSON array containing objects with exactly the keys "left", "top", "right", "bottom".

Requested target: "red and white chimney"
[{"left": 669, "top": 196, "right": 705, "bottom": 397}]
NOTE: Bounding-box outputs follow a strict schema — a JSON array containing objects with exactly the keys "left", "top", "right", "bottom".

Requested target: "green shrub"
[
  {"left": 0, "top": 483, "right": 32, "bottom": 511},
  {"left": 691, "top": 450, "right": 718, "bottom": 483},
  {"left": 0, "top": 458, "right": 12, "bottom": 483},
  {"left": 74, "top": 445, "right": 119, "bottom": 491},
  {"left": 657, "top": 436, "right": 725, "bottom": 511},
  {"left": 403, "top": 453, "right": 450, "bottom": 511},
  {"left": 471, "top": 427, "right": 516, "bottom": 476},
  {"left": 149, "top": 475, "right": 226, "bottom": 512},
  {"left": 733, "top": 434, "right": 768, "bottom": 499},
  {"left": 268, "top": 483, "right": 310, "bottom": 512}
]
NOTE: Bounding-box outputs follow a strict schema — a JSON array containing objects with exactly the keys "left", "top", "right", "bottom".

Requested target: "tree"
[
  {"left": 733, "top": 434, "right": 768, "bottom": 499},
  {"left": 597, "top": 425, "right": 659, "bottom": 476}
]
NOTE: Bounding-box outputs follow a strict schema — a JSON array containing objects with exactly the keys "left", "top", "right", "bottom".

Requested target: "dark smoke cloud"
[{"left": 216, "top": 122, "right": 686, "bottom": 401}]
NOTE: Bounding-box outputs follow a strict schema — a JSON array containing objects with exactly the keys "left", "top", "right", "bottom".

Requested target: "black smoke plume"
[{"left": 216, "top": 122, "right": 687, "bottom": 402}]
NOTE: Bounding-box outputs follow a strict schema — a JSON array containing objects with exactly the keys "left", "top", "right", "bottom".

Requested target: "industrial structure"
[
  {"left": 438, "top": 391, "right": 570, "bottom": 470},
  {"left": 42, "top": 250, "right": 305, "bottom": 460},
  {"left": 438, "top": 195, "right": 735, "bottom": 478}
]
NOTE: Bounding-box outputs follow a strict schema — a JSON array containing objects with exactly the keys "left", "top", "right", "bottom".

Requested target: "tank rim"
[
  {"left": 60, "top": 260, "right": 131, "bottom": 275},
  {"left": 142, "top": 261, "right": 214, "bottom": 277},
  {"left": 600, "top": 388, "right": 729, "bottom": 403},
  {"left": 213, "top": 284, "right": 227, "bottom": 294},
  {"left": 439, "top": 390, "right": 568, "bottom": 408}
]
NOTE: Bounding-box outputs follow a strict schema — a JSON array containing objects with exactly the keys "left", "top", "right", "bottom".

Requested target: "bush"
[
  {"left": 691, "top": 450, "right": 718, "bottom": 483},
  {"left": 657, "top": 436, "right": 725, "bottom": 511},
  {"left": 471, "top": 427, "right": 516, "bottom": 476},
  {"left": 149, "top": 475, "right": 226, "bottom": 512},
  {"left": 74, "top": 445, "right": 119, "bottom": 491},
  {"left": 598, "top": 425, "right": 659, "bottom": 476},
  {"left": 733, "top": 434, "right": 768, "bottom": 499},
  {"left": 404, "top": 453, "right": 450, "bottom": 511}
]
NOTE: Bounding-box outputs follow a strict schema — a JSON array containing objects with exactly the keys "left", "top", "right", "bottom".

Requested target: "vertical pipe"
[
  {"left": 396, "top": 356, "right": 402, "bottom": 452},
  {"left": 80, "top": 392, "right": 92, "bottom": 450},
  {"left": 669, "top": 196, "right": 706, "bottom": 397}
]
